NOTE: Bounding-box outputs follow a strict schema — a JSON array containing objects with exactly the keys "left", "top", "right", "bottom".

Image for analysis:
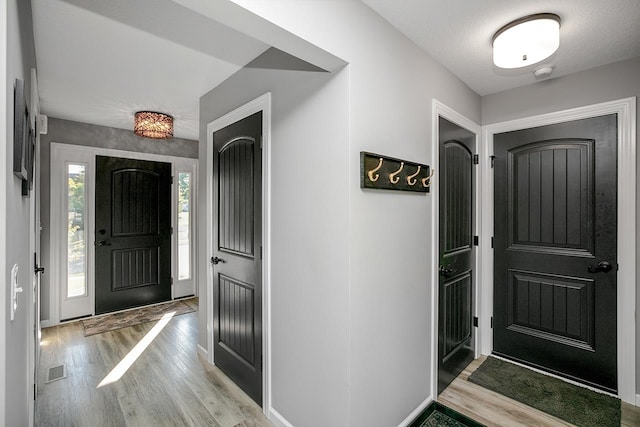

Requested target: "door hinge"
[
  {"left": 260, "top": 136, "right": 264, "bottom": 150},
  {"left": 260, "top": 246, "right": 263, "bottom": 260},
  {"left": 490, "top": 155, "right": 496, "bottom": 168},
  {"left": 617, "top": 263, "right": 620, "bottom": 271},
  {"left": 34, "top": 384, "right": 36, "bottom": 400},
  {"left": 170, "top": 227, "right": 174, "bottom": 235},
  {"left": 473, "top": 154, "right": 479, "bottom": 165},
  {"left": 491, "top": 236, "right": 494, "bottom": 248},
  {"left": 473, "top": 235, "right": 479, "bottom": 246},
  {"left": 491, "top": 316, "right": 493, "bottom": 328},
  {"left": 261, "top": 355, "right": 263, "bottom": 371},
  {"left": 171, "top": 176, "right": 174, "bottom": 184},
  {"left": 473, "top": 316, "right": 478, "bottom": 327},
  {"left": 171, "top": 277, "right": 174, "bottom": 285}
]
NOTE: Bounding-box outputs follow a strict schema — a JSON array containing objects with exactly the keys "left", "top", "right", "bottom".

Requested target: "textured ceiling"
[
  {"left": 31, "top": 0, "right": 269, "bottom": 140},
  {"left": 363, "top": 0, "right": 640, "bottom": 95}
]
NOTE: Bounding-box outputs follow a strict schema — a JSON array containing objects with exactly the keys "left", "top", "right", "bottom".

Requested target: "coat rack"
[{"left": 360, "top": 151, "right": 433, "bottom": 193}]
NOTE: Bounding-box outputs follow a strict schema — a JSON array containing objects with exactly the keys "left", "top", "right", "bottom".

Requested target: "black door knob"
[
  {"left": 439, "top": 265, "right": 455, "bottom": 278},
  {"left": 587, "top": 261, "right": 613, "bottom": 273},
  {"left": 211, "top": 256, "right": 225, "bottom": 265},
  {"left": 34, "top": 265, "right": 45, "bottom": 275},
  {"left": 97, "top": 240, "right": 112, "bottom": 246}
]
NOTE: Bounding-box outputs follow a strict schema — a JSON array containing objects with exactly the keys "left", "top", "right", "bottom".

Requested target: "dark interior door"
[
  {"left": 212, "top": 111, "right": 262, "bottom": 405},
  {"left": 493, "top": 114, "right": 617, "bottom": 392},
  {"left": 438, "top": 117, "right": 475, "bottom": 394},
  {"left": 95, "top": 156, "right": 172, "bottom": 315}
]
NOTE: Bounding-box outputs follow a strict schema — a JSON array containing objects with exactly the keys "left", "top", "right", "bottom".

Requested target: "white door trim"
[
  {"left": 480, "top": 97, "right": 637, "bottom": 404},
  {"left": 205, "top": 93, "right": 272, "bottom": 416},
  {"left": 49, "top": 142, "right": 198, "bottom": 325},
  {"left": 430, "top": 99, "right": 482, "bottom": 398}
]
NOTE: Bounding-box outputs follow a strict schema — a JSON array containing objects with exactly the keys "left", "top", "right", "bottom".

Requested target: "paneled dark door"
[
  {"left": 438, "top": 117, "right": 476, "bottom": 394},
  {"left": 95, "top": 156, "right": 172, "bottom": 315},
  {"left": 212, "top": 112, "right": 262, "bottom": 405},
  {"left": 494, "top": 114, "right": 617, "bottom": 392}
]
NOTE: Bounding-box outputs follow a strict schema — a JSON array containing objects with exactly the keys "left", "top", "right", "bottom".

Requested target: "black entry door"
[
  {"left": 95, "top": 156, "right": 172, "bottom": 315},
  {"left": 493, "top": 114, "right": 617, "bottom": 392},
  {"left": 438, "top": 117, "right": 476, "bottom": 393},
  {"left": 212, "top": 112, "right": 262, "bottom": 405}
]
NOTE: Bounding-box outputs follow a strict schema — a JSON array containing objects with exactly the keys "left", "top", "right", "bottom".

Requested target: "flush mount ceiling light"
[
  {"left": 134, "top": 111, "right": 173, "bottom": 139},
  {"left": 492, "top": 13, "right": 561, "bottom": 69}
]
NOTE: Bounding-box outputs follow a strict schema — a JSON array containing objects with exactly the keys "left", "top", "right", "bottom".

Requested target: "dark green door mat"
[
  {"left": 409, "top": 402, "right": 485, "bottom": 427},
  {"left": 468, "top": 356, "right": 621, "bottom": 427}
]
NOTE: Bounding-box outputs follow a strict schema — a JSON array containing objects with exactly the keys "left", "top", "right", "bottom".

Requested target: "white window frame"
[
  {"left": 173, "top": 163, "right": 198, "bottom": 299},
  {"left": 49, "top": 143, "right": 198, "bottom": 325}
]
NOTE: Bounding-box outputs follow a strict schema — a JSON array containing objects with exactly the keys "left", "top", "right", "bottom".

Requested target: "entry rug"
[
  {"left": 409, "top": 402, "right": 485, "bottom": 427},
  {"left": 468, "top": 356, "right": 620, "bottom": 427},
  {"left": 82, "top": 299, "right": 196, "bottom": 337}
]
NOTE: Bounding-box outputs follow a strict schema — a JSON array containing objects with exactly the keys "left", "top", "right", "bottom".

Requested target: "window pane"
[
  {"left": 67, "top": 164, "right": 86, "bottom": 298},
  {"left": 178, "top": 172, "right": 191, "bottom": 280}
]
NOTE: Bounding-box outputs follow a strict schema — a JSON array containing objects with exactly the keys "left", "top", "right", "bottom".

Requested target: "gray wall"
[
  {"left": 39, "top": 117, "right": 197, "bottom": 322},
  {"left": 481, "top": 57, "right": 640, "bottom": 394},
  {"left": 200, "top": 2, "right": 481, "bottom": 425},
  {"left": 3, "top": 0, "right": 37, "bottom": 424}
]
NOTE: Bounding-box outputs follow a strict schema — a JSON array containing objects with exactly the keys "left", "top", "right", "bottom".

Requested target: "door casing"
[
  {"left": 480, "top": 97, "right": 637, "bottom": 403},
  {"left": 430, "top": 100, "right": 482, "bottom": 401},
  {"left": 205, "top": 93, "right": 272, "bottom": 415},
  {"left": 48, "top": 143, "right": 197, "bottom": 325}
]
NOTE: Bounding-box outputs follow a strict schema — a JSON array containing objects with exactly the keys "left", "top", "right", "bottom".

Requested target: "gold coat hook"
[
  {"left": 367, "top": 158, "right": 383, "bottom": 182},
  {"left": 389, "top": 162, "right": 404, "bottom": 184},
  {"left": 422, "top": 168, "right": 435, "bottom": 188},
  {"left": 406, "top": 165, "right": 421, "bottom": 186}
]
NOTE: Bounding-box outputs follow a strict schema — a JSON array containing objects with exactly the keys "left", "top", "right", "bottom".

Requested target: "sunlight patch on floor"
[{"left": 97, "top": 311, "right": 175, "bottom": 388}]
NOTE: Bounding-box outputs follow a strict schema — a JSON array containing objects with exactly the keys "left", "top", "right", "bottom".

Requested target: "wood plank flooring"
[
  {"left": 35, "top": 300, "right": 273, "bottom": 427},
  {"left": 438, "top": 356, "right": 640, "bottom": 427}
]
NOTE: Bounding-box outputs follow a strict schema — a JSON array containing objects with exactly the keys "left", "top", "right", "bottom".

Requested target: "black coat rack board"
[{"left": 360, "top": 151, "right": 433, "bottom": 193}]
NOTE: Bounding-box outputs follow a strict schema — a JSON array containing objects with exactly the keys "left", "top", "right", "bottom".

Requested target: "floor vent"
[{"left": 46, "top": 364, "right": 67, "bottom": 383}]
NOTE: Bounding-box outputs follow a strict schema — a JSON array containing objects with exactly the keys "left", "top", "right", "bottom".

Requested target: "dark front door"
[
  {"left": 493, "top": 114, "right": 617, "bottom": 392},
  {"left": 95, "top": 156, "right": 172, "bottom": 315},
  {"left": 212, "top": 111, "right": 263, "bottom": 405},
  {"left": 438, "top": 117, "right": 476, "bottom": 393}
]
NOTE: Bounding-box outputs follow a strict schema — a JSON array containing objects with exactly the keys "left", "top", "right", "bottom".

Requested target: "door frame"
[
  {"left": 205, "top": 93, "right": 272, "bottom": 414},
  {"left": 430, "top": 99, "right": 482, "bottom": 398},
  {"left": 48, "top": 143, "right": 198, "bottom": 325},
  {"left": 480, "top": 97, "right": 637, "bottom": 404}
]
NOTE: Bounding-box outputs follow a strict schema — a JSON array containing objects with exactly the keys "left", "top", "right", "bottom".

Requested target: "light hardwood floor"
[
  {"left": 35, "top": 300, "right": 273, "bottom": 427},
  {"left": 438, "top": 356, "right": 640, "bottom": 427}
]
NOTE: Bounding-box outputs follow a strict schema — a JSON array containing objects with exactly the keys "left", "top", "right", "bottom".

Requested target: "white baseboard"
[
  {"left": 197, "top": 344, "right": 208, "bottom": 360},
  {"left": 40, "top": 320, "right": 54, "bottom": 329},
  {"left": 636, "top": 394, "right": 640, "bottom": 407},
  {"left": 268, "top": 407, "right": 295, "bottom": 427},
  {"left": 398, "top": 395, "right": 434, "bottom": 427}
]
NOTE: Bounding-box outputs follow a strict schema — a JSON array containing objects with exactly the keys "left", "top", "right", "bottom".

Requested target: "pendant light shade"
[
  {"left": 492, "top": 13, "right": 560, "bottom": 69},
  {"left": 134, "top": 111, "right": 174, "bottom": 139}
]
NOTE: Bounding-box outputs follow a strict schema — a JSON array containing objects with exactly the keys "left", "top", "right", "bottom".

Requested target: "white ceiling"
[
  {"left": 32, "top": 0, "right": 640, "bottom": 140},
  {"left": 363, "top": 0, "right": 640, "bottom": 95},
  {"left": 31, "top": 0, "right": 269, "bottom": 140}
]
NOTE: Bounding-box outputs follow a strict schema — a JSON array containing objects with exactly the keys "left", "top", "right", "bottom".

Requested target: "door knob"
[
  {"left": 97, "top": 240, "right": 112, "bottom": 246},
  {"left": 439, "top": 265, "right": 455, "bottom": 278},
  {"left": 587, "top": 261, "right": 613, "bottom": 273},
  {"left": 34, "top": 265, "right": 45, "bottom": 275},
  {"left": 211, "top": 256, "right": 225, "bottom": 265}
]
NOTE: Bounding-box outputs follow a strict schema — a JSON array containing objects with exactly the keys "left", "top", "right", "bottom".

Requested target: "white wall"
[
  {"left": 200, "top": 1, "right": 481, "bottom": 425},
  {"left": 481, "top": 56, "right": 640, "bottom": 395},
  {"left": 3, "top": 0, "right": 37, "bottom": 424},
  {"left": 199, "top": 67, "right": 351, "bottom": 426}
]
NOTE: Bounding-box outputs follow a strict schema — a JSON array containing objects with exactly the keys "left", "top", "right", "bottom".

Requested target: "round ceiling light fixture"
[
  {"left": 134, "top": 111, "right": 174, "bottom": 139},
  {"left": 492, "top": 13, "right": 561, "bottom": 69}
]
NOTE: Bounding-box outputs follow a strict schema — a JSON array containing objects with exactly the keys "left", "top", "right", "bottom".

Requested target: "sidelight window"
[
  {"left": 177, "top": 172, "right": 191, "bottom": 280},
  {"left": 67, "top": 163, "right": 87, "bottom": 298}
]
